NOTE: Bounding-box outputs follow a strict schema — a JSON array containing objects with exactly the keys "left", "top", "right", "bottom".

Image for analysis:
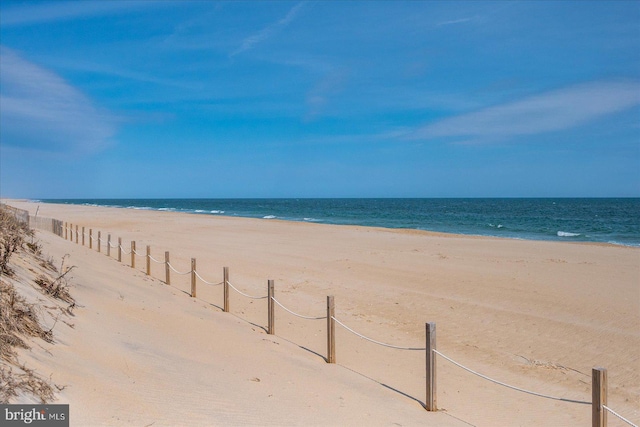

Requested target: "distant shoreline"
[{"left": 18, "top": 197, "right": 640, "bottom": 248}]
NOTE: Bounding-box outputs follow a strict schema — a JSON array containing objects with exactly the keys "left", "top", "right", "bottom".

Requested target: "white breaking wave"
[
  {"left": 263, "top": 215, "right": 277, "bottom": 219},
  {"left": 557, "top": 231, "right": 581, "bottom": 237},
  {"left": 194, "top": 209, "right": 225, "bottom": 214}
]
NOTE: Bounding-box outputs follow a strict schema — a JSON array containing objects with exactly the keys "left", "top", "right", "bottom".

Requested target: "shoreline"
[
  {"left": 3, "top": 198, "right": 639, "bottom": 425},
  {"left": 8, "top": 198, "right": 640, "bottom": 248}
]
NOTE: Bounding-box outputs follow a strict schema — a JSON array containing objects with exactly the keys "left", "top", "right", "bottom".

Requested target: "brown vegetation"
[
  {"left": 0, "top": 206, "right": 75, "bottom": 403},
  {"left": 0, "top": 207, "right": 33, "bottom": 276}
]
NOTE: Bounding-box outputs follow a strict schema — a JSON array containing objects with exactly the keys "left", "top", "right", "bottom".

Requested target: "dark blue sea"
[{"left": 40, "top": 198, "right": 640, "bottom": 247}]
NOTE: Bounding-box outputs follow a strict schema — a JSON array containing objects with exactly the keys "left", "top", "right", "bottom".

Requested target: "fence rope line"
[
  {"left": 167, "top": 262, "right": 191, "bottom": 275},
  {"left": 149, "top": 255, "right": 165, "bottom": 264},
  {"left": 194, "top": 270, "right": 223, "bottom": 286},
  {"left": 433, "top": 349, "right": 591, "bottom": 405},
  {"left": 226, "top": 281, "right": 268, "bottom": 300},
  {"left": 272, "top": 297, "right": 326, "bottom": 320},
  {"left": 332, "top": 316, "right": 426, "bottom": 350},
  {"left": 603, "top": 405, "right": 638, "bottom": 427},
  {"left": 50, "top": 219, "right": 636, "bottom": 425}
]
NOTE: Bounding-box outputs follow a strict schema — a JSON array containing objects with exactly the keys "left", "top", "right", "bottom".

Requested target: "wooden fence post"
[
  {"left": 107, "top": 234, "right": 111, "bottom": 257},
  {"left": 82, "top": 227, "right": 85, "bottom": 246},
  {"left": 64, "top": 223, "right": 67, "bottom": 240},
  {"left": 592, "top": 367, "right": 607, "bottom": 427},
  {"left": 223, "top": 267, "right": 229, "bottom": 312},
  {"left": 146, "top": 245, "right": 151, "bottom": 276},
  {"left": 190, "top": 258, "right": 196, "bottom": 297},
  {"left": 426, "top": 322, "right": 437, "bottom": 411},
  {"left": 268, "top": 280, "right": 275, "bottom": 335},
  {"left": 89, "top": 229, "right": 93, "bottom": 249},
  {"left": 68, "top": 224, "right": 71, "bottom": 241},
  {"left": 165, "top": 251, "right": 170, "bottom": 285},
  {"left": 327, "top": 295, "right": 335, "bottom": 364},
  {"left": 130, "top": 241, "right": 135, "bottom": 268},
  {"left": 75, "top": 225, "right": 79, "bottom": 244},
  {"left": 97, "top": 231, "right": 101, "bottom": 253},
  {"left": 117, "top": 237, "right": 122, "bottom": 262}
]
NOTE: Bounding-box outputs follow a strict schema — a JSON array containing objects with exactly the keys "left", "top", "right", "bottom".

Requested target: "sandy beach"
[{"left": 4, "top": 200, "right": 639, "bottom": 426}]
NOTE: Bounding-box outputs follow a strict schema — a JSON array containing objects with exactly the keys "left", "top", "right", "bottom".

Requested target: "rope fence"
[
  {"left": 332, "top": 316, "right": 426, "bottom": 351},
  {"left": 226, "top": 280, "right": 268, "bottom": 300},
  {"left": 149, "top": 254, "right": 165, "bottom": 264},
  {"left": 26, "top": 217, "right": 637, "bottom": 427},
  {"left": 432, "top": 349, "right": 591, "bottom": 405},
  {"left": 271, "top": 297, "right": 326, "bottom": 320},
  {"left": 167, "top": 262, "right": 191, "bottom": 275},
  {"left": 194, "top": 270, "right": 223, "bottom": 286},
  {"left": 603, "top": 405, "right": 638, "bottom": 427}
]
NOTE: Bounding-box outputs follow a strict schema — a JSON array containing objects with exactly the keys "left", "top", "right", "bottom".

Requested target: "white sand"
[{"left": 7, "top": 200, "right": 639, "bottom": 426}]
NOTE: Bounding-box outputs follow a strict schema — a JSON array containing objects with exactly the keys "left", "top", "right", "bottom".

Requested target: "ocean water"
[{"left": 40, "top": 198, "right": 640, "bottom": 247}]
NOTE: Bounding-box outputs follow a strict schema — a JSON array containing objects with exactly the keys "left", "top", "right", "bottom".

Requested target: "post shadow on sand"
[{"left": 141, "top": 272, "right": 441, "bottom": 414}]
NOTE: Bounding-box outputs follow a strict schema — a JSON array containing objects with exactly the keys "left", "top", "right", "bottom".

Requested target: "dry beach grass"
[{"left": 0, "top": 206, "right": 77, "bottom": 404}]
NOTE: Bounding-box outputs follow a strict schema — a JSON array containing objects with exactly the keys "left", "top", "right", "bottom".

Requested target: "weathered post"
[
  {"left": 107, "top": 234, "right": 111, "bottom": 257},
  {"left": 146, "top": 245, "right": 151, "bottom": 276},
  {"left": 190, "top": 258, "right": 196, "bottom": 297},
  {"left": 592, "top": 367, "right": 607, "bottom": 427},
  {"left": 97, "top": 231, "right": 101, "bottom": 253},
  {"left": 223, "top": 267, "right": 229, "bottom": 312},
  {"left": 130, "top": 241, "right": 135, "bottom": 268},
  {"left": 165, "top": 251, "right": 170, "bottom": 285},
  {"left": 75, "top": 225, "right": 79, "bottom": 244},
  {"left": 82, "top": 227, "right": 85, "bottom": 246},
  {"left": 426, "top": 322, "right": 437, "bottom": 411},
  {"left": 89, "top": 229, "right": 93, "bottom": 249},
  {"left": 64, "top": 223, "right": 67, "bottom": 240},
  {"left": 327, "top": 296, "right": 335, "bottom": 364},
  {"left": 117, "top": 237, "right": 122, "bottom": 262},
  {"left": 268, "top": 280, "right": 275, "bottom": 335}
]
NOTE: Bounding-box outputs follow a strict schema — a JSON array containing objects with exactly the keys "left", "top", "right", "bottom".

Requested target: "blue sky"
[{"left": 1, "top": 1, "right": 639, "bottom": 198}]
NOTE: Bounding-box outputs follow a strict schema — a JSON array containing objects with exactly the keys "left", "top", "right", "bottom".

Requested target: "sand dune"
[{"left": 7, "top": 200, "right": 639, "bottom": 426}]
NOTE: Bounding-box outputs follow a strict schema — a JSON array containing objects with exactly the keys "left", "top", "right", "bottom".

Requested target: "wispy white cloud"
[
  {"left": 411, "top": 81, "right": 640, "bottom": 142},
  {"left": 0, "top": 47, "right": 117, "bottom": 153},
  {"left": 230, "top": 2, "right": 306, "bottom": 57},
  {"left": 0, "top": 1, "right": 158, "bottom": 26},
  {"left": 437, "top": 17, "right": 476, "bottom": 27},
  {"left": 40, "top": 56, "right": 197, "bottom": 90},
  {"left": 435, "top": 2, "right": 518, "bottom": 29}
]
